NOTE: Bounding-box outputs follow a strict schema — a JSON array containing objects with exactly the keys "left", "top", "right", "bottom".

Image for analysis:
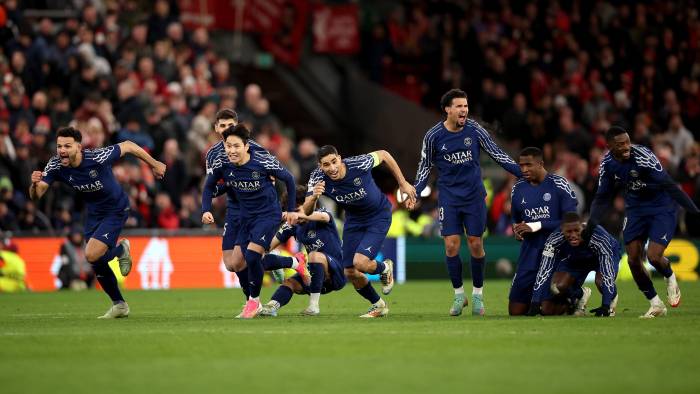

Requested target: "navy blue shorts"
[
  {"left": 85, "top": 209, "right": 129, "bottom": 249},
  {"left": 439, "top": 200, "right": 487, "bottom": 237},
  {"left": 235, "top": 214, "right": 280, "bottom": 250},
  {"left": 341, "top": 216, "right": 391, "bottom": 268},
  {"left": 623, "top": 210, "right": 676, "bottom": 246},
  {"left": 509, "top": 268, "right": 539, "bottom": 304},
  {"left": 291, "top": 254, "right": 346, "bottom": 294},
  {"left": 222, "top": 211, "right": 241, "bottom": 251}
]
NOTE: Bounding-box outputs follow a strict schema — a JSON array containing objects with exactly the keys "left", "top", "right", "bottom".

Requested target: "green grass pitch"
[{"left": 1, "top": 279, "right": 699, "bottom": 394}]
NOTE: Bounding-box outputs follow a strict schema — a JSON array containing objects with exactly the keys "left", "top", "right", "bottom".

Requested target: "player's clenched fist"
[
  {"left": 312, "top": 181, "right": 325, "bottom": 197},
  {"left": 201, "top": 211, "right": 214, "bottom": 224},
  {"left": 31, "top": 171, "right": 43, "bottom": 184}
]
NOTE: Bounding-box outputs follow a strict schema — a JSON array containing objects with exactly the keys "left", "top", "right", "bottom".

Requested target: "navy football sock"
[
  {"left": 372, "top": 260, "right": 386, "bottom": 275},
  {"left": 271, "top": 285, "right": 294, "bottom": 307},
  {"left": 308, "top": 262, "right": 325, "bottom": 294},
  {"left": 112, "top": 243, "right": 124, "bottom": 258},
  {"left": 634, "top": 271, "right": 658, "bottom": 300},
  {"left": 262, "top": 254, "right": 294, "bottom": 270},
  {"left": 244, "top": 249, "right": 264, "bottom": 299},
  {"left": 445, "top": 255, "right": 463, "bottom": 289},
  {"left": 92, "top": 249, "right": 124, "bottom": 303},
  {"left": 236, "top": 267, "right": 250, "bottom": 299},
  {"left": 471, "top": 255, "right": 485, "bottom": 288},
  {"left": 356, "top": 283, "right": 380, "bottom": 304}
]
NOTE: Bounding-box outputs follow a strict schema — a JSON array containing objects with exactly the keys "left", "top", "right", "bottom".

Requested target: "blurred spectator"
[
  {"left": 160, "top": 138, "right": 188, "bottom": 208},
  {"left": 0, "top": 237, "right": 26, "bottom": 293},
  {"left": 154, "top": 192, "right": 179, "bottom": 229},
  {"left": 57, "top": 227, "right": 94, "bottom": 290}
]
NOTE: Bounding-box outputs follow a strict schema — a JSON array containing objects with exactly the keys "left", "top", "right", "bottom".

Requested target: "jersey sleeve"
[
  {"left": 537, "top": 175, "right": 578, "bottom": 231},
  {"left": 345, "top": 154, "right": 376, "bottom": 174},
  {"left": 587, "top": 156, "right": 615, "bottom": 228},
  {"left": 473, "top": 120, "right": 522, "bottom": 177},
  {"left": 531, "top": 231, "right": 566, "bottom": 303},
  {"left": 201, "top": 166, "right": 223, "bottom": 214},
  {"left": 634, "top": 146, "right": 700, "bottom": 212},
  {"left": 41, "top": 157, "right": 61, "bottom": 185},
  {"left": 256, "top": 151, "right": 297, "bottom": 211},
  {"left": 276, "top": 223, "right": 296, "bottom": 244},
  {"left": 414, "top": 128, "right": 437, "bottom": 196},
  {"left": 510, "top": 182, "right": 523, "bottom": 224},
  {"left": 589, "top": 227, "right": 619, "bottom": 306},
  {"left": 90, "top": 145, "right": 122, "bottom": 166}
]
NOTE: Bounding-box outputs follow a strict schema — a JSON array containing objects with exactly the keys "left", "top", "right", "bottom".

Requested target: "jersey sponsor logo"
[
  {"left": 353, "top": 177, "right": 362, "bottom": 186},
  {"left": 251, "top": 171, "right": 260, "bottom": 179},
  {"left": 543, "top": 193, "right": 551, "bottom": 202},
  {"left": 335, "top": 188, "right": 368, "bottom": 203},
  {"left": 524, "top": 206, "right": 551, "bottom": 220},
  {"left": 74, "top": 180, "right": 104, "bottom": 192},
  {"left": 89, "top": 169, "right": 98, "bottom": 178},
  {"left": 443, "top": 150, "right": 473, "bottom": 164},
  {"left": 226, "top": 180, "right": 262, "bottom": 191},
  {"left": 307, "top": 238, "right": 325, "bottom": 251},
  {"left": 628, "top": 180, "right": 647, "bottom": 191},
  {"left": 464, "top": 137, "right": 472, "bottom": 146}
]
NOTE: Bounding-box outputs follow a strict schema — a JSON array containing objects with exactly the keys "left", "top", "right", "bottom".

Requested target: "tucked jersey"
[
  {"left": 307, "top": 154, "right": 390, "bottom": 224},
  {"left": 532, "top": 226, "right": 620, "bottom": 305},
  {"left": 42, "top": 145, "right": 129, "bottom": 215},
  {"left": 511, "top": 174, "right": 579, "bottom": 270},
  {"left": 596, "top": 145, "right": 674, "bottom": 215},
  {"left": 414, "top": 118, "right": 522, "bottom": 205},
  {"left": 203, "top": 140, "right": 266, "bottom": 216},
  {"left": 276, "top": 208, "right": 342, "bottom": 259},
  {"left": 205, "top": 150, "right": 295, "bottom": 219}
]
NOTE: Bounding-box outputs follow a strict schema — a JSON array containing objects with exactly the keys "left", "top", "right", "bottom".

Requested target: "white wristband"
[{"left": 526, "top": 222, "right": 542, "bottom": 232}]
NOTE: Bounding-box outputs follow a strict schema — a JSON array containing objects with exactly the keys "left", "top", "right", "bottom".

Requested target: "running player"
[{"left": 30, "top": 126, "right": 166, "bottom": 318}]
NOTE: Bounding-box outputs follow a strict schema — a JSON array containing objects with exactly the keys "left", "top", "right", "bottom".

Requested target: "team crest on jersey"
[
  {"left": 630, "top": 170, "right": 639, "bottom": 178},
  {"left": 353, "top": 177, "right": 362, "bottom": 186},
  {"left": 251, "top": 171, "right": 260, "bottom": 179},
  {"left": 89, "top": 169, "right": 98, "bottom": 178},
  {"left": 543, "top": 193, "right": 551, "bottom": 201},
  {"left": 464, "top": 137, "right": 472, "bottom": 146},
  {"left": 307, "top": 230, "right": 316, "bottom": 239}
]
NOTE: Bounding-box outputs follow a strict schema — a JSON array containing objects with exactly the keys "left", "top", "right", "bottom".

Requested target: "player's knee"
[
  {"left": 467, "top": 236, "right": 482, "bottom": 251},
  {"left": 308, "top": 251, "right": 324, "bottom": 263},
  {"left": 85, "top": 249, "right": 104, "bottom": 263},
  {"left": 444, "top": 238, "right": 460, "bottom": 256},
  {"left": 647, "top": 250, "right": 664, "bottom": 263}
]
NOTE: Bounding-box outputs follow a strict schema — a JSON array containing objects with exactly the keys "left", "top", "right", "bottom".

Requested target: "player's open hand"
[
  {"left": 513, "top": 222, "right": 532, "bottom": 236},
  {"left": 399, "top": 181, "right": 417, "bottom": 209},
  {"left": 202, "top": 211, "right": 214, "bottom": 224},
  {"left": 31, "top": 170, "right": 43, "bottom": 184},
  {"left": 152, "top": 161, "right": 167, "bottom": 179},
  {"left": 312, "top": 181, "right": 325, "bottom": 198}
]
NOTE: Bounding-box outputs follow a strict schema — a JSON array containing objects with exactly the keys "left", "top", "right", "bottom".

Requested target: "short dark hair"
[
  {"left": 519, "top": 147, "right": 543, "bottom": 159},
  {"left": 318, "top": 145, "right": 338, "bottom": 161},
  {"left": 440, "top": 89, "right": 468, "bottom": 112},
  {"left": 563, "top": 212, "right": 581, "bottom": 224},
  {"left": 605, "top": 125, "right": 628, "bottom": 142},
  {"left": 56, "top": 126, "right": 82, "bottom": 143},
  {"left": 222, "top": 124, "right": 250, "bottom": 142},
  {"left": 215, "top": 108, "right": 238, "bottom": 123},
  {"left": 295, "top": 185, "right": 307, "bottom": 207}
]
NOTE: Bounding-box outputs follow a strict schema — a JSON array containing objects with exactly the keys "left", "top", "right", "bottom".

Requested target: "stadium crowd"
[{"left": 0, "top": 0, "right": 699, "bottom": 240}]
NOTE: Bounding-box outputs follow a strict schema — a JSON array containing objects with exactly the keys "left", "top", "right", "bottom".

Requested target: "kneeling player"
[
  {"left": 530, "top": 212, "right": 620, "bottom": 317},
  {"left": 261, "top": 186, "right": 345, "bottom": 316}
]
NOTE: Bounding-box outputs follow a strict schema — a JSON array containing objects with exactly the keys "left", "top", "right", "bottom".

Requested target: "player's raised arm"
[
  {"left": 118, "top": 140, "right": 166, "bottom": 179},
  {"left": 473, "top": 120, "right": 522, "bottom": 177},
  {"left": 303, "top": 169, "right": 325, "bottom": 215},
  {"left": 373, "top": 150, "right": 417, "bottom": 207}
]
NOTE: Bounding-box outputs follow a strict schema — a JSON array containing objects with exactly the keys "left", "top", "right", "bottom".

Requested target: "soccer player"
[
  {"left": 201, "top": 109, "right": 267, "bottom": 308},
  {"left": 586, "top": 125, "right": 699, "bottom": 318},
  {"left": 304, "top": 145, "right": 416, "bottom": 318},
  {"left": 509, "top": 147, "right": 578, "bottom": 315},
  {"left": 260, "top": 185, "right": 345, "bottom": 316},
  {"left": 413, "top": 88, "right": 522, "bottom": 316},
  {"left": 531, "top": 212, "right": 620, "bottom": 317},
  {"left": 30, "top": 126, "right": 166, "bottom": 318},
  {"left": 202, "top": 124, "right": 297, "bottom": 319}
]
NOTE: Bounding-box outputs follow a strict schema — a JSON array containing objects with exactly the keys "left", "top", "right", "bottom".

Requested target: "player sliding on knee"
[{"left": 259, "top": 185, "right": 345, "bottom": 316}]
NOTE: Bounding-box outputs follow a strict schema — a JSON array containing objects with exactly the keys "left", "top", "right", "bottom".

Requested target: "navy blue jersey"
[
  {"left": 276, "top": 208, "right": 342, "bottom": 259},
  {"left": 596, "top": 145, "right": 674, "bottom": 215},
  {"left": 511, "top": 174, "right": 579, "bottom": 270},
  {"left": 532, "top": 226, "right": 620, "bottom": 305},
  {"left": 414, "top": 119, "right": 522, "bottom": 205},
  {"left": 205, "top": 150, "right": 295, "bottom": 219},
  {"left": 202, "top": 140, "right": 266, "bottom": 215},
  {"left": 42, "top": 145, "right": 129, "bottom": 215},
  {"left": 307, "top": 154, "right": 391, "bottom": 224}
]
